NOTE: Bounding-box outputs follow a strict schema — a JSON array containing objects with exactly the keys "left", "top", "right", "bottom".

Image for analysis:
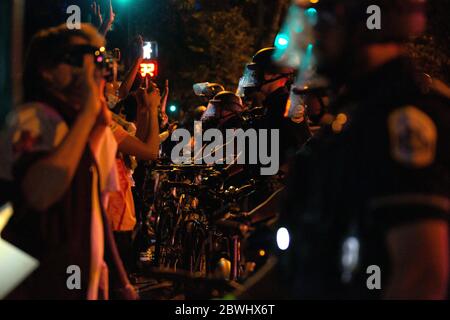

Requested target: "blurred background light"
[
  {"left": 276, "top": 227, "right": 290, "bottom": 251},
  {"left": 275, "top": 33, "right": 290, "bottom": 49}
]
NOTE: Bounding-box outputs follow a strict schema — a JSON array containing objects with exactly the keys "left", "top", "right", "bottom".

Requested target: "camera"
[
  {"left": 97, "top": 48, "right": 121, "bottom": 82},
  {"left": 60, "top": 45, "right": 121, "bottom": 82}
]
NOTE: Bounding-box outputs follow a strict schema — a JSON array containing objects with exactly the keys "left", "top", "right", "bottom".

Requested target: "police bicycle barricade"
[{"left": 135, "top": 160, "right": 281, "bottom": 299}]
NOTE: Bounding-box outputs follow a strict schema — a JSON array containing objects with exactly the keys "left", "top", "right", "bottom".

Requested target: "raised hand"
[
  {"left": 98, "top": 0, "right": 116, "bottom": 36},
  {"left": 160, "top": 79, "right": 169, "bottom": 113},
  {"left": 91, "top": 1, "right": 103, "bottom": 28},
  {"left": 134, "top": 35, "right": 144, "bottom": 60},
  {"left": 168, "top": 122, "right": 178, "bottom": 134},
  {"left": 290, "top": 104, "right": 306, "bottom": 124},
  {"left": 105, "top": 0, "right": 115, "bottom": 26},
  {"left": 145, "top": 83, "right": 162, "bottom": 113}
]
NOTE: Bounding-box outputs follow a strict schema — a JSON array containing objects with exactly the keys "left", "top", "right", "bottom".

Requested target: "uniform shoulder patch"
[{"left": 387, "top": 105, "right": 437, "bottom": 168}]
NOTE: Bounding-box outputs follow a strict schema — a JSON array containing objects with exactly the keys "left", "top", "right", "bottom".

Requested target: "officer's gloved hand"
[{"left": 290, "top": 104, "right": 306, "bottom": 124}]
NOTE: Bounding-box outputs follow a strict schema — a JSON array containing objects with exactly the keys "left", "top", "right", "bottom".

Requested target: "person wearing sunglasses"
[{"left": 0, "top": 23, "right": 137, "bottom": 300}]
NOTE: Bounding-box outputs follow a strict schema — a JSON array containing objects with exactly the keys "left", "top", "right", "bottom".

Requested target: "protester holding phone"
[{"left": 118, "top": 35, "right": 145, "bottom": 100}]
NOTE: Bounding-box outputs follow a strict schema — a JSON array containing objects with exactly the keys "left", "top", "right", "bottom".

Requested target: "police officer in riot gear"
[
  {"left": 241, "top": 47, "right": 311, "bottom": 168},
  {"left": 201, "top": 91, "right": 246, "bottom": 131},
  {"left": 278, "top": 0, "right": 449, "bottom": 299}
]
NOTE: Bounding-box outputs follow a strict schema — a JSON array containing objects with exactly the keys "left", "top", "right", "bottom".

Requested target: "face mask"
[{"left": 261, "top": 73, "right": 294, "bottom": 87}]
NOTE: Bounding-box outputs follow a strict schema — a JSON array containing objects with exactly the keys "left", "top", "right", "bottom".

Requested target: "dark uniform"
[
  {"left": 261, "top": 86, "right": 311, "bottom": 166},
  {"left": 280, "top": 57, "right": 449, "bottom": 299},
  {"left": 242, "top": 47, "right": 312, "bottom": 168}
]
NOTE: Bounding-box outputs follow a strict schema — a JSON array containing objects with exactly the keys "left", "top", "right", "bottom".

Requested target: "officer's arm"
[{"left": 384, "top": 220, "right": 449, "bottom": 300}]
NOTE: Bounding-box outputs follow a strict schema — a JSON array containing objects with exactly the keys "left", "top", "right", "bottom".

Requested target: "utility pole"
[{"left": 0, "top": 0, "right": 24, "bottom": 125}]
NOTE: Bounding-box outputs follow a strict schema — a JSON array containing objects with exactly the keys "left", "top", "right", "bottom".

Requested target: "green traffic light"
[{"left": 275, "top": 33, "right": 289, "bottom": 49}]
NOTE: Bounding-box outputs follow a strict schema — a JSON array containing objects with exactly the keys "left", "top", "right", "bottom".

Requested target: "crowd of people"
[{"left": 0, "top": 0, "right": 448, "bottom": 300}]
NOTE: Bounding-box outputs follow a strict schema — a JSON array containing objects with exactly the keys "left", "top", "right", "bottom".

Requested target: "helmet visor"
[{"left": 238, "top": 65, "right": 262, "bottom": 90}]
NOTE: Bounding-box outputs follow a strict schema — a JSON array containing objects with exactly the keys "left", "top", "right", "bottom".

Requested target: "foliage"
[
  {"left": 126, "top": 0, "right": 449, "bottom": 112},
  {"left": 408, "top": 0, "right": 450, "bottom": 83},
  {"left": 132, "top": 0, "right": 258, "bottom": 111}
]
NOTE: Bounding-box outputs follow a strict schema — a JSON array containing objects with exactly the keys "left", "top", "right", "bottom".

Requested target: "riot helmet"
[
  {"left": 201, "top": 91, "right": 245, "bottom": 121},
  {"left": 193, "top": 82, "right": 225, "bottom": 100},
  {"left": 239, "top": 47, "right": 295, "bottom": 93}
]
